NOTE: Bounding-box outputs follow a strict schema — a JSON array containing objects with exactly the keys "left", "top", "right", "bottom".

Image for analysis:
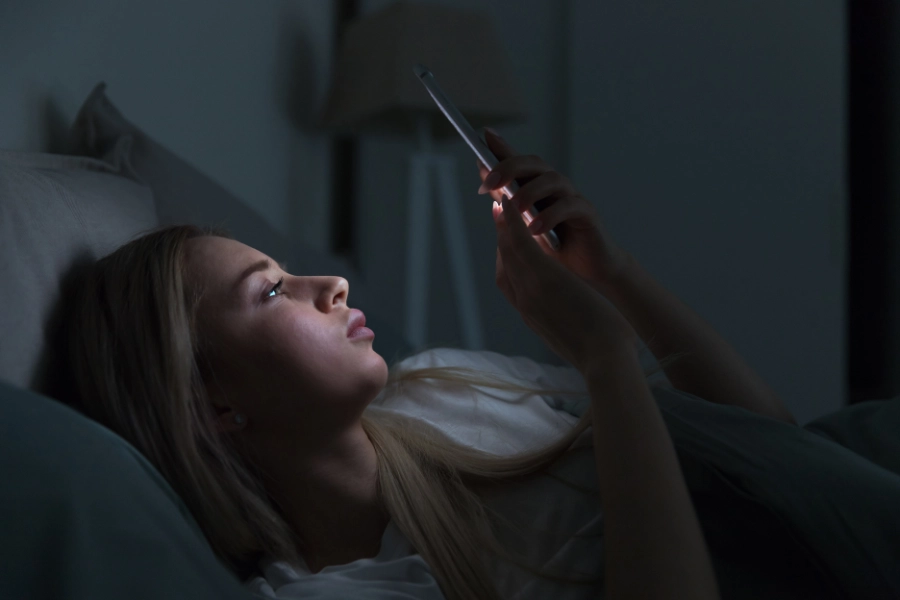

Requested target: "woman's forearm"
[
  {"left": 584, "top": 350, "right": 720, "bottom": 600},
  {"left": 594, "top": 252, "right": 797, "bottom": 425}
]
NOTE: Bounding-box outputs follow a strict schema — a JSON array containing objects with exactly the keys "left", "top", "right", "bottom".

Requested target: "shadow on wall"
[
  {"left": 23, "top": 90, "right": 70, "bottom": 155},
  {"left": 273, "top": 14, "right": 319, "bottom": 135},
  {"left": 42, "top": 96, "right": 71, "bottom": 154}
]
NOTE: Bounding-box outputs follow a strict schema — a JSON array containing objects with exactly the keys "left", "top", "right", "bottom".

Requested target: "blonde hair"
[{"left": 63, "top": 224, "right": 688, "bottom": 599}]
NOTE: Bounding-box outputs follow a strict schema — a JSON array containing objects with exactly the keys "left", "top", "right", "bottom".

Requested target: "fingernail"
[
  {"left": 528, "top": 218, "right": 543, "bottom": 233},
  {"left": 486, "top": 127, "right": 503, "bottom": 140}
]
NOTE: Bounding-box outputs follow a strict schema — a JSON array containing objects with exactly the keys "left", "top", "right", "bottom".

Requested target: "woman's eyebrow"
[{"left": 232, "top": 259, "right": 288, "bottom": 292}]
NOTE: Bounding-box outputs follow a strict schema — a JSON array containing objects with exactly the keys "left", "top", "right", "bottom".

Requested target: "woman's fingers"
[
  {"left": 497, "top": 198, "right": 530, "bottom": 258},
  {"left": 493, "top": 203, "right": 519, "bottom": 308},
  {"left": 478, "top": 162, "right": 510, "bottom": 205},
  {"left": 478, "top": 155, "right": 553, "bottom": 195},
  {"left": 496, "top": 198, "right": 547, "bottom": 304},
  {"left": 520, "top": 195, "right": 594, "bottom": 235},
  {"left": 507, "top": 171, "right": 578, "bottom": 212},
  {"left": 495, "top": 202, "right": 539, "bottom": 313}
]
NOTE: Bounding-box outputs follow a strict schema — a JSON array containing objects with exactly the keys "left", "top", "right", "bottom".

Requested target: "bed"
[{"left": 2, "top": 83, "right": 899, "bottom": 600}]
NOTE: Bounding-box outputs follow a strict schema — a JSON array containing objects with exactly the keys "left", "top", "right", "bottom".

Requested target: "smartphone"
[{"left": 413, "top": 64, "right": 561, "bottom": 251}]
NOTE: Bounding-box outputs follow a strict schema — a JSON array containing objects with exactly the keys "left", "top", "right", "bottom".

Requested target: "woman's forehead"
[{"left": 185, "top": 236, "right": 263, "bottom": 289}]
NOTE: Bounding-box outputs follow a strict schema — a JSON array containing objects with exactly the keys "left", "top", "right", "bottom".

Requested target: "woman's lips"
[
  {"left": 348, "top": 326, "right": 375, "bottom": 340},
  {"left": 347, "top": 309, "right": 370, "bottom": 337}
]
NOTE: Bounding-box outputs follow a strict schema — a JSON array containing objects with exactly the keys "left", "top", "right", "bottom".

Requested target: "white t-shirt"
[
  {"left": 245, "top": 519, "right": 444, "bottom": 599},
  {"left": 244, "top": 348, "right": 619, "bottom": 599}
]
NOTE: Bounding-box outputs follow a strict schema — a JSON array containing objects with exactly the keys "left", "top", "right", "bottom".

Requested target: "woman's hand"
[
  {"left": 477, "top": 129, "right": 633, "bottom": 292},
  {"left": 492, "top": 196, "right": 639, "bottom": 376}
]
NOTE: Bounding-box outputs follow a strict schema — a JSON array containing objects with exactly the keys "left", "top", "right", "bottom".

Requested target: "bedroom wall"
[
  {"left": 0, "top": 0, "right": 335, "bottom": 251},
  {"left": 567, "top": 0, "right": 847, "bottom": 425}
]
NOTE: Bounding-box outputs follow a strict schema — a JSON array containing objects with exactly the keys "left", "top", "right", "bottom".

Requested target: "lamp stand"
[{"left": 404, "top": 117, "right": 484, "bottom": 352}]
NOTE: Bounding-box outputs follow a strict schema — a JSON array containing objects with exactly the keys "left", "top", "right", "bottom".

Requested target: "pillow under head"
[{"left": 0, "top": 140, "right": 158, "bottom": 395}]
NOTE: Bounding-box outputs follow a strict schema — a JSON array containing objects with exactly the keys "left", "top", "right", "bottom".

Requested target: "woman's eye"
[{"left": 266, "top": 277, "right": 285, "bottom": 299}]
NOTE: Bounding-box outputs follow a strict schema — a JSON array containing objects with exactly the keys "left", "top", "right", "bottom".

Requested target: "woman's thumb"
[
  {"left": 501, "top": 198, "right": 522, "bottom": 229},
  {"left": 493, "top": 199, "right": 505, "bottom": 227},
  {"left": 501, "top": 198, "right": 544, "bottom": 262},
  {"left": 499, "top": 198, "right": 528, "bottom": 242}
]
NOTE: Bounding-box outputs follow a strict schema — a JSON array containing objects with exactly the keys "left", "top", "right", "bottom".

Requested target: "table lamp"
[{"left": 319, "top": 0, "right": 529, "bottom": 352}]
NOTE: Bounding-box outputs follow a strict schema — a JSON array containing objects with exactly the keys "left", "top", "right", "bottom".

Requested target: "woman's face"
[{"left": 184, "top": 236, "right": 388, "bottom": 442}]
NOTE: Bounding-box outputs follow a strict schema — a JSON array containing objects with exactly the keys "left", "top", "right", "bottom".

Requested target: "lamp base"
[{"left": 404, "top": 152, "right": 484, "bottom": 352}]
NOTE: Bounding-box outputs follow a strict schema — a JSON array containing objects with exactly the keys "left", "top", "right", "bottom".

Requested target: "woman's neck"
[
  {"left": 299, "top": 510, "right": 390, "bottom": 573},
  {"left": 254, "top": 422, "right": 388, "bottom": 572}
]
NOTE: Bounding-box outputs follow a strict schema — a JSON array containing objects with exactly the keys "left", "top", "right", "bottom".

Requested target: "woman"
[{"left": 63, "top": 129, "right": 731, "bottom": 599}]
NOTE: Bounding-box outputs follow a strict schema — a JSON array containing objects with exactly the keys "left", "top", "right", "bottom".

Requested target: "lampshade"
[{"left": 319, "top": 0, "right": 529, "bottom": 139}]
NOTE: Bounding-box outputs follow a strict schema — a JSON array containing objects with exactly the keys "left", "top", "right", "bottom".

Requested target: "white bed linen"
[{"left": 244, "top": 347, "right": 607, "bottom": 599}]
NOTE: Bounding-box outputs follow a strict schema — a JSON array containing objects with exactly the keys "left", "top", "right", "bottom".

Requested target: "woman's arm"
[
  {"left": 595, "top": 253, "right": 797, "bottom": 425},
  {"left": 585, "top": 348, "right": 720, "bottom": 600}
]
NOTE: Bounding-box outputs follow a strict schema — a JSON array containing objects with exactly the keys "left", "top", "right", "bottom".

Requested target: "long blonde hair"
[{"left": 63, "top": 224, "right": 688, "bottom": 599}]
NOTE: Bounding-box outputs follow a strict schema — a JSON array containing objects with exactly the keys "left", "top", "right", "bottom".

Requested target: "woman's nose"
[{"left": 324, "top": 276, "right": 349, "bottom": 308}]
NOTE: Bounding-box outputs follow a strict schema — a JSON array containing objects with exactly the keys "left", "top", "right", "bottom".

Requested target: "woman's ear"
[
  {"left": 211, "top": 403, "right": 247, "bottom": 434},
  {"left": 202, "top": 373, "right": 245, "bottom": 433}
]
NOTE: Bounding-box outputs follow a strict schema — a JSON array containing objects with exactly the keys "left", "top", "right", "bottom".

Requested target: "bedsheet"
[{"left": 248, "top": 348, "right": 900, "bottom": 599}]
